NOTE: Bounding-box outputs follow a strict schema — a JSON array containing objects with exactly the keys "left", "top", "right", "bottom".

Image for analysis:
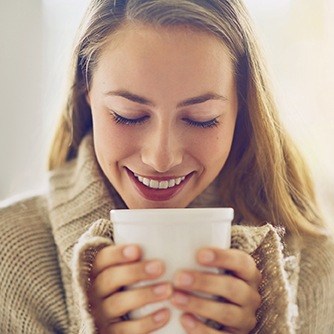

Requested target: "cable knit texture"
[{"left": 1, "top": 133, "right": 334, "bottom": 333}]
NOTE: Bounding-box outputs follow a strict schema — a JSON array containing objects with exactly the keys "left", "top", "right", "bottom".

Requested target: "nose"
[{"left": 141, "top": 121, "right": 183, "bottom": 173}]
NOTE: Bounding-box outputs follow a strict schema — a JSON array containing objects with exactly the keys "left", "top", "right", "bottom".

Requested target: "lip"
[{"left": 125, "top": 168, "right": 193, "bottom": 202}]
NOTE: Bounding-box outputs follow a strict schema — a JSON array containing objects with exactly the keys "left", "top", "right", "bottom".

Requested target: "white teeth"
[
  {"left": 159, "top": 181, "right": 169, "bottom": 189},
  {"left": 133, "top": 173, "right": 187, "bottom": 189},
  {"left": 149, "top": 180, "right": 159, "bottom": 189},
  {"left": 168, "top": 179, "right": 176, "bottom": 187}
]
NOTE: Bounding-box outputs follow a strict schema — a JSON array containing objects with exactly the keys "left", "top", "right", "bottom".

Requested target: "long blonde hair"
[{"left": 48, "top": 0, "right": 326, "bottom": 236}]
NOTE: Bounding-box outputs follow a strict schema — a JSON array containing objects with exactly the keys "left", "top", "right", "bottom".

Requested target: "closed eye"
[
  {"left": 183, "top": 117, "right": 220, "bottom": 128},
  {"left": 110, "top": 111, "right": 149, "bottom": 125},
  {"left": 110, "top": 111, "right": 220, "bottom": 129}
]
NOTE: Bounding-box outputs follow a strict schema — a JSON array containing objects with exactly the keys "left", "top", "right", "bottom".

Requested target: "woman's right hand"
[{"left": 88, "top": 244, "right": 172, "bottom": 334}]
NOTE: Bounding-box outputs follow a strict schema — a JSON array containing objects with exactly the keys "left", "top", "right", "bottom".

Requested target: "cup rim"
[{"left": 110, "top": 207, "right": 234, "bottom": 224}]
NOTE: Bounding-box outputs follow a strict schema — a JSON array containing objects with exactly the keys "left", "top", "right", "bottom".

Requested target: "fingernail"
[
  {"left": 122, "top": 245, "right": 138, "bottom": 259},
  {"left": 174, "top": 272, "right": 194, "bottom": 286},
  {"left": 153, "top": 309, "right": 168, "bottom": 323},
  {"left": 153, "top": 284, "right": 170, "bottom": 296},
  {"left": 199, "top": 249, "right": 215, "bottom": 263},
  {"left": 182, "top": 314, "right": 196, "bottom": 329},
  {"left": 145, "top": 261, "right": 162, "bottom": 275},
  {"left": 173, "top": 292, "right": 190, "bottom": 305}
]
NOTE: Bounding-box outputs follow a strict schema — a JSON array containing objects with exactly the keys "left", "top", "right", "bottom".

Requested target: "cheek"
[
  {"left": 91, "top": 111, "right": 137, "bottom": 165},
  {"left": 187, "top": 128, "right": 233, "bottom": 168}
]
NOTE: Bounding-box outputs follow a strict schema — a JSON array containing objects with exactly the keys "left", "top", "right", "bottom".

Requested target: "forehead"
[
  {"left": 92, "top": 23, "right": 235, "bottom": 95},
  {"left": 99, "top": 22, "right": 233, "bottom": 65}
]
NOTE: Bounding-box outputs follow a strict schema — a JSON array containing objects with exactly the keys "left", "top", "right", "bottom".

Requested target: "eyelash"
[
  {"left": 110, "top": 111, "right": 219, "bottom": 129},
  {"left": 111, "top": 111, "right": 148, "bottom": 126},
  {"left": 185, "top": 118, "right": 219, "bottom": 129}
]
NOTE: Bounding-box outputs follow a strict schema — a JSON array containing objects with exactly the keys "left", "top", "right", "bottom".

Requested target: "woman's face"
[{"left": 88, "top": 23, "right": 238, "bottom": 208}]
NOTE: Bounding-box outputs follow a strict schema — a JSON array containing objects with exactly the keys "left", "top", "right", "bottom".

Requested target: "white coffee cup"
[{"left": 110, "top": 208, "right": 233, "bottom": 334}]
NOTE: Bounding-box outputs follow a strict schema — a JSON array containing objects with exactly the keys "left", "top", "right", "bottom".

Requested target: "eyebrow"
[{"left": 104, "top": 90, "right": 227, "bottom": 108}]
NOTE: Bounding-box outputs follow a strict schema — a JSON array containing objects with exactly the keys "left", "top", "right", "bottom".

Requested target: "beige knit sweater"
[{"left": 1, "top": 134, "right": 334, "bottom": 334}]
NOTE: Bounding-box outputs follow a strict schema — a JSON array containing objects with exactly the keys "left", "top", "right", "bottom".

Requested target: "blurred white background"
[{"left": 0, "top": 0, "right": 333, "bottom": 224}]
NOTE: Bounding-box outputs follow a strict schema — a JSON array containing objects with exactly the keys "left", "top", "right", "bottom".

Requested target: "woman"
[{"left": 1, "top": 0, "right": 334, "bottom": 333}]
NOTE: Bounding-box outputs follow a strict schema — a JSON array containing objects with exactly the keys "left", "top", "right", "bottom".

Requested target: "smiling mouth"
[
  {"left": 133, "top": 173, "right": 187, "bottom": 189},
  {"left": 126, "top": 168, "right": 193, "bottom": 202}
]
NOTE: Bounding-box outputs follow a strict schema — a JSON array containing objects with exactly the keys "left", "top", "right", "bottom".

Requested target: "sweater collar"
[{"left": 47, "top": 134, "right": 118, "bottom": 264}]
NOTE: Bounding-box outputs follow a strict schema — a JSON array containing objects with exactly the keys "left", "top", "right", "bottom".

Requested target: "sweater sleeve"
[
  {"left": 71, "top": 219, "right": 114, "bottom": 334},
  {"left": 0, "top": 196, "right": 69, "bottom": 333},
  {"left": 231, "top": 224, "right": 299, "bottom": 334},
  {"left": 296, "top": 234, "right": 334, "bottom": 333}
]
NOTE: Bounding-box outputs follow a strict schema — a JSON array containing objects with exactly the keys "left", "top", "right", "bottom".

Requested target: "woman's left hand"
[{"left": 171, "top": 248, "right": 262, "bottom": 334}]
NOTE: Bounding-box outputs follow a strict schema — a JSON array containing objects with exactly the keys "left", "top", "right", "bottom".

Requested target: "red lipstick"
[{"left": 126, "top": 169, "right": 193, "bottom": 202}]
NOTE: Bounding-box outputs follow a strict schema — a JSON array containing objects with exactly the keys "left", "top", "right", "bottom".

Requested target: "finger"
[
  {"left": 94, "top": 283, "right": 172, "bottom": 321},
  {"left": 91, "top": 244, "right": 142, "bottom": 278},
  {"left": 172, "top": 292, "right": 256, "bottom": 331},
  {"left": 197, "top": 248, "right": 262, "bottom": 287},
  {"left": 90, "top": 259, "right": 165, "bottom": 301},
  {"left": 180, "top": 313, "right": 232, "bottom": 334},
  {"left": 173, "top": 270, "right": 261, "bottom": 308},
  {"left": 105, "top": 308, "right": 170, "bottom": 334}
]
